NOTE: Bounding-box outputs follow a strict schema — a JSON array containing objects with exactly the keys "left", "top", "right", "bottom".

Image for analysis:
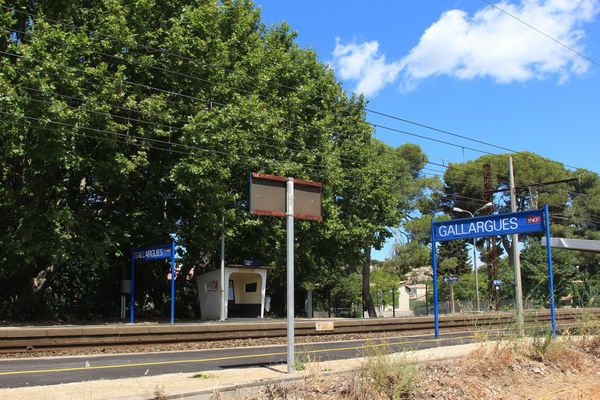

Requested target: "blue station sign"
[
  {"left": 133, "top": 244, "right": 172, "bottom": 262},
  {"left": 433, "top": 209, "right": 545, "bottom": 242}
]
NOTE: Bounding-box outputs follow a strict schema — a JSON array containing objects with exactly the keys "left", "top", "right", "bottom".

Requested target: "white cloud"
[
  {"left": 400, "top": 0, "right": 599, "bottom": 89},
  {"left": 330, "top": 0, "right": 599, "bottom": 95},
  {"left": 330, "top": 38, "right": 402, "bottom": 97}
]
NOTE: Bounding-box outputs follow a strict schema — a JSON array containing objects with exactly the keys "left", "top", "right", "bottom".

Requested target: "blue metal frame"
[
  {"left": 431, "top": 222, "right": 440, "bottom": 338},
  {"left": 130, "top": 248, "right": 135, "bottom": 323},
  {"left": 434, "top": 209, "right": 545, "bottom": 242},
  {"left": 430, "top": 206, "right": 556, "bottom": 339},
  {"left": 170, "top": 241, "right": 176, "bottom": 324},
  {"left": 130, "top": 242, "right": 176, "bottom": 324},
  {"left": 544, "top": 204, "right": 557, "bottom": 337}
]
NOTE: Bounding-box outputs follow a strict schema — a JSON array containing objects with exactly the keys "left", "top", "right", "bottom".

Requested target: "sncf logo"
[{"left": 526, "top": 216, "right": 541, "bottom": 224}]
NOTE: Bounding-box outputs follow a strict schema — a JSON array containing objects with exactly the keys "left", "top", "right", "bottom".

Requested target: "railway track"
[{"left": 0, "top": 308, "right": 596, "bottom": 354}]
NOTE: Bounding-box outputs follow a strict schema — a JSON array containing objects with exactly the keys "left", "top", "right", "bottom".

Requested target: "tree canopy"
[{"left": 0, "top": 0, "right": 431, "bottom": 320}]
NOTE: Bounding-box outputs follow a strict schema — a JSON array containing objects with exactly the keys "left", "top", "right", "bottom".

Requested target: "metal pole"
[
  {"left": 473, "top": 238, "right": 480, "bottom": 312},
  {"left": 544, "top": 204, "right": 557, "bottom": 337},
  {"left": 220, "top": 214, "right": 226, "bottom": 321},
  {"left": 392, "top": 288, "right": 396, "bottom": 318},
  {"left": 425, "top": 283, "right": 428, "bottom": 316},
  {"left": 170, "top": 241, "right": 175, "bottom": 324},
  {"left": 431, "top": 221, "right": 439, "bottom": 338},
  {"left": 286, "top": 177, "right": 295, "bottom": 373},
  {"left": 509, "top": 156, "right": 524, "bottom": 335},
  {"left": 130, "top": 249, "right": 135, "bottom": 324},
  {"left": 450, "top": 283, "right": 455, "bottom": 314}
]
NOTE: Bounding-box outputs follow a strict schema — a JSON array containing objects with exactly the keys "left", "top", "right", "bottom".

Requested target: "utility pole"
[
  {"left": 509, "top": 157, "right": 525, "bottom": 335},
  {"left": 483, "top": 164, "right": 495, "bottom": 310}
]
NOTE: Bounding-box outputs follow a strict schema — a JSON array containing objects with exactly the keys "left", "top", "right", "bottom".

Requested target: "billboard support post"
[
  {"left": 286, "top": 177, "right": 295, "bottom": 374},
  {"left": 220, "top": 214, "right": 226, "bottom": 321},
  {"left": 249, "top": 172, "right": 322, "bottom": 374}
]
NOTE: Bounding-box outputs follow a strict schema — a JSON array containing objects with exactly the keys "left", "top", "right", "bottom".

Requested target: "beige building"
[{"left": 196, "top": 265, "right": 268, "bottom": 320}]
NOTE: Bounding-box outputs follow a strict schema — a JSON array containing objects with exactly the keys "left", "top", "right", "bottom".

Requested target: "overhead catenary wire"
[
  {"left": 1, "top": 10, "right": 595, "bottom": 204},
  {"left": 16, "top": 85, "right": 454, "bottom": 174},
  {"left": 1, "top": 6, "right": 591, "bottom": 174},
  {"left": 0, "top": 110, "right": 419, "bottom": 181},
  {"left": 0, "top": 46, "right": 513, "bottom": 189},
  {"left": 10, "top": 112, "right": 597, "bottom": 228},
  {"left": 0, "top": 63, "right": 580, "bottom": 200},
  {"left": 0, "top": 47, "right": 499, "bottom": 162},
  {"left": 480, "top": 0, "right": 600, "bottom": 70},
  {"left": 0, "top": 111, "right": 331, "bottom": 173}
]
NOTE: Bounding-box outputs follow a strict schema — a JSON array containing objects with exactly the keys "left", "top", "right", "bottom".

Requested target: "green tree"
[
  {"left": 443, "top": 152, "right": 572, "bottom": 260},
  {"left": 438, "top": 239, "right": 470, "bottom": 277},
  {"left": 520, "top": 238, "right": 579, "bottom": 307},
  {"left": 0, "top": 0, "right": 429, "bottom": 320},
  {"left": 337, "top": 140, "right": 427, "bottom": 318},
  {"left": 370, "top": 268, "right": 401, "bottom": 310},
  {"left": 387, "top": 241, "right": 430, "bottom": 276}
]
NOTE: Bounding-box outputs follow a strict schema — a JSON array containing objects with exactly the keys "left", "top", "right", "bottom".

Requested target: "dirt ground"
[{"left": 246, "top": 336, "right": 600, "bottom": 400}]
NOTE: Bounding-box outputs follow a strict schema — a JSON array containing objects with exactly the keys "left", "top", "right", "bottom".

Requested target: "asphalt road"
[{"left": 0, "top": 331, "right": 481, "bottom": 388}]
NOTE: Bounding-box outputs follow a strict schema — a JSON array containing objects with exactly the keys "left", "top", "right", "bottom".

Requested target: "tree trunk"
[
  {"left": 362, "top": 244, "right": 377, "bottom": 318},
  {"left": 501, "top": 236, "right": 513, "bottom": 265}
]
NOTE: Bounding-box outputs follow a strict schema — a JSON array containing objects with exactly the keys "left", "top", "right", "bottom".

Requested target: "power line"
[
  {"left": 2, "top": 11, "right": 595, "bottom": 194},
  {"left": 1, "top": 46, "right": 511, "bottom": 183},
  {"left": 1, "top": 110, "right": 423, "bottom": 183},
  {"left": 0, "top": 111, "right": 328, "bottom": 174},
  {"left": 0, "top": 44, "right": 499, "bottom": 160},
  {"left": 17, "top": 85, "right": 455, "bottom": 175},
  {"left": 11, "top": 81, "right": 583, "bottom": 196},
  {"left": 371, "top": 122, "right": 495, "bottom": 155},
  {"left": 10, "top": 110, "right": 595, "bottom": 224},
  {"left": 19, "top": 88, "right": 364, "bottom": 166},
  {"left": 367, "top": 108, "right": 516, "bottom": 153},
  {"left": 480, "top": 0, "right": 600, "bottom": 70},
  {"left": 2, "top": 5, "right": 590, "bottom": 173}
]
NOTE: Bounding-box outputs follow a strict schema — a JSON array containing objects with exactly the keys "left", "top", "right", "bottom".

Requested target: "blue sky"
[{"left": 254, "top": 0, "right": 600, "bottom": 259}]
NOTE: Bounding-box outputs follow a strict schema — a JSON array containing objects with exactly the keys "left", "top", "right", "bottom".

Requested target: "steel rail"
[{"left": 0, "top": 308, "right": 596, "bottom": 354}]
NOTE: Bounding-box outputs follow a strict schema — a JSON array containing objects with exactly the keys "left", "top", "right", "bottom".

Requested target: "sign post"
[
  {"left": 130, "top": 242, "right": 176, "bottom": 324},
  {"left": 443, "top": 276, "right": 458, "bottom": 314},
  {"left": 286, "top": 177, "right": 295, "bottom": 373},
  {"left": 249, "top": 173, "right": 322, "bottom": 374},
  {"left": 430, "top": 222, "right": 439, "bottom": 337},
  {"left": 431, "top": 207, "right": 556, "bottom": 338},
  {"left": 544, "top": 204, "right": 557, "bottom": 336}
]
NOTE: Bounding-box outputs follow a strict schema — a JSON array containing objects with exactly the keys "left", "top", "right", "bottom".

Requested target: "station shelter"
[{"left": 196, "top": 264, "right": 268, "bottom": 320}]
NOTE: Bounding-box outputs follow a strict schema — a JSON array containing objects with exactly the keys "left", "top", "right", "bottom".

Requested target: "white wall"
[{"left": 196, "top": 267, "right": 268, "bottom": 320}]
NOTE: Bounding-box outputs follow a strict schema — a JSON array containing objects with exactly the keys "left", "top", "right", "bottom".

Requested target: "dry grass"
[{"left": 249, "top": 331, "right": 600, "bottom": 400}]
